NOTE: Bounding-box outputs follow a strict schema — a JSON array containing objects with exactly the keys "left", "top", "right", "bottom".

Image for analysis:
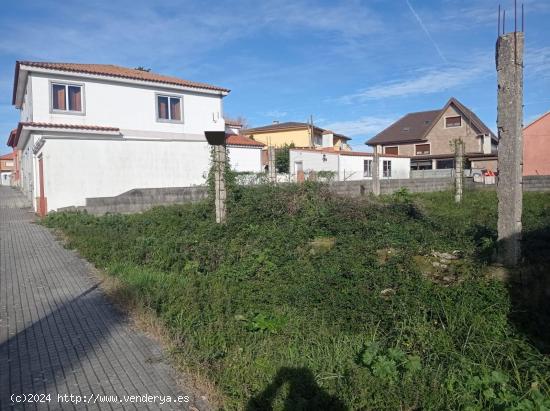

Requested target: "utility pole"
[
  {"left": 309, "top": 115, "right": 314, "bottom": 148},
  {"left": 496, "top": 5, "right": 524, "bottom": 266}
]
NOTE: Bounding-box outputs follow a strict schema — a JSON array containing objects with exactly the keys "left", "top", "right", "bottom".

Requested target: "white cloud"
[
  {"left": 525, "top": 47, "right": 550, "bottom": 78},
  {"left": 0, "top": 0, "right": 382, "bottom": 67},
  {"left": 321, "top": 116, "right": 396, "bottom": 138},
  {"left": 263, "top": 110, "right": 288, "bottom": 118},
  {"left": 338, "top": 55, "right": 492, "bottom": 102}
]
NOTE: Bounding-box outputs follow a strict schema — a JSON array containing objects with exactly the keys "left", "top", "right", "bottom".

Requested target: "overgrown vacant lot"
[{"left": 44, "top": 185, "right": 550, "bottom": 410}]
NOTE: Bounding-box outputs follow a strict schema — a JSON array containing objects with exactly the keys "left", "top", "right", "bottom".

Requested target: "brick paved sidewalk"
[{"left": 0, "top": 187, "right": 204, "bottom": 410}]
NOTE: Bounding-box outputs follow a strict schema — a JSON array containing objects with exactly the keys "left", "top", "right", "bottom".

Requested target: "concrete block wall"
[
  {"left": 59, "top": 186, "right": 208, "bottom": 215},
  {"left": 329, "top": 177, "right": 453, "bottom": 197},
  {"left": 465, "top": 176, "right": 550, "bottom": 192},
  {"left": 56, "top": 176, "right": 550, "bottom": 216},
  {"left": 523, "top": 175, "right": 550, "bottom": 192}
]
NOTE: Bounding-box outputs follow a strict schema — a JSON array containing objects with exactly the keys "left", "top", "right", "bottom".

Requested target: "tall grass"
[{"left": 44, "top": 185, "right": 550, "bottom": 410}]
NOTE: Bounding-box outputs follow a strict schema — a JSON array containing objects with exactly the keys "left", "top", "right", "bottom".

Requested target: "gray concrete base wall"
[
  {"left": 465, "top": 176, "right": 550, "bottom": 192},
  {"left": 57, "top": 176, "right": 550, "bottom": 215},
  {"left": 329, "top": 177, "right": 454, "bottom": 197},
  {"left": 330, "top": 176, "right": 550, "bottom": 198},
  {"left": 58, "top": 186, "right": 208, "bottom": 215},
  {"left": 523, "top": 175, "right": 550, "bottom": 192}
]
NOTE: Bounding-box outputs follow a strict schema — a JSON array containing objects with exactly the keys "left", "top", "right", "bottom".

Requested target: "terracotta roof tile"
[
  {"left": 9, "top": 122, "right": 120, "bottom": 147},
  {"left": 224, "top": 119, "right": 243, "bottom": 127},
  {"left": 19, "top": 122, "right": 120, "bottom": 132},
  {"left": 243, "top": 122, "right": 324, "bottom": 134},
  {"left": 15, "top": 61, "right": 230, "bottom": 98},
  {"left": 0, "top": 152, "right": 14, "bottom": 160},
  {"left": 226, "top": 134, "right": 264, "bottom": 147}
]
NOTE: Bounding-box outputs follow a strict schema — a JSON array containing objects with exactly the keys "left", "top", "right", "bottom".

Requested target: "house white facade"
[
  {"left": 224, "top": 131, "right": 264, "bottom": 173},
  {"left": 10, "top": 61, "right": 229, "bottom": 213},
  {"left": 289, "top": 149, "right": 410, "bottom": 181}
]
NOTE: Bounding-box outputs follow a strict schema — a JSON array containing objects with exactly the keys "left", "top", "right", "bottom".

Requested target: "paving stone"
[{"left": 0, "top": 187, "right": 202, "bottom": 410}]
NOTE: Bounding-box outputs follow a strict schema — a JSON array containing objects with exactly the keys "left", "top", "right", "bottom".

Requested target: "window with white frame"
[
  {"left": 157, "top": 95, "right": 182, "bottom": 122},
  {"left": 51, "top": 83, "right": 83, "bottom": 113},
  {"left": 363, "top": 159, "right": 372, "bottom": 177},
  {"left": 383, "top": 160, "right": 392, "bottom": 177}
]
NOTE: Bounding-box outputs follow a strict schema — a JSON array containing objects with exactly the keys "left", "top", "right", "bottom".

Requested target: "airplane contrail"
[{"left": 405, "top": 0, "right": 448, "bottom": 64}]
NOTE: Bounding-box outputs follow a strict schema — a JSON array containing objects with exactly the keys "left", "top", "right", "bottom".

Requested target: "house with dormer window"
[
  {"left": 7, "top": 61, "right": 229, "bottom": 214},
  {"left": 366, "top": 98, "right": 498, "bottom": 171}
]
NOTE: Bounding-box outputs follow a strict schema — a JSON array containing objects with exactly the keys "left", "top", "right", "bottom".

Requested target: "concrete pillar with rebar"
[{"left": 496, "top": 31, "right": 524, "bottom": 266}]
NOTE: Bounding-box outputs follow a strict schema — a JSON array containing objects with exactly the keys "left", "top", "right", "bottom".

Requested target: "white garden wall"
[
  {"left": 289, "top": 150, "right": 339, "bottom": 175},
  {"left": 36, "top": 136, "right": 211, "bottom": 211},
  {"left": 339, "top": 154, "right": 410, "bottom": 180},
  {"left": 289, "top": 149, "right": 411, "bottom": 181}
]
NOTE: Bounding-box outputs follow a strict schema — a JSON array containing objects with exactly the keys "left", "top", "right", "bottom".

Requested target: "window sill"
[
  {"left": 156, "top": 119, "right": 184, "bottom": 124},
  {"left": 50, "top": 110, "right": 85, "bottom": 116}
]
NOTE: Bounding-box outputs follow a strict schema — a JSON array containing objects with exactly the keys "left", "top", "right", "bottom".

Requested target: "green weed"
[{"left": 43, "top": 186, "right": 550, "bottom": 410}]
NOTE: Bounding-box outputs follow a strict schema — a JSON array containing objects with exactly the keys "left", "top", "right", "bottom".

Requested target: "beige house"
[
  {"left": 366, "top": 98, "right": 498, "bottom": 171},
  {"left": 243, "top": 121, "right": 352, "bottom": 151}
]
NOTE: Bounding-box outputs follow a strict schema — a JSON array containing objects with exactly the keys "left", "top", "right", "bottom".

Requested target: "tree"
[{"left": 275, "top": 144, "right": 294, "bottom": 173}]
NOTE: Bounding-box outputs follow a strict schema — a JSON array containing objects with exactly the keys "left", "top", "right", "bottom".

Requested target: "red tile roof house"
[
  {"left": 5, "top": 130, "right": 22, "bottom": 186},
  {"left": 366, "top": 97, "right": 498, "bottom": 173},
  {"left": 0, "top": 152, "right": 15, "bottom": 186},
  {"left": 7, "top": 61, "right": 231, "bottom": 215},
  {"left": 524, "top": 112, "right": 550, "bottom": 176}
]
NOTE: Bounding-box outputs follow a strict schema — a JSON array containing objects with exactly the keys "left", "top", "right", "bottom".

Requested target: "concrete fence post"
[
  {"left": 268, "top": 146, "right": 276, "bottom": 183},
  {"left": 454, "top": 139, "right": 465, "bottom": 203},
  {"left": 214, "top": 144, "right": 227, "bottom": 224},
  {"left": 372, "top": 145, "right": 381, "bottom": 196}
]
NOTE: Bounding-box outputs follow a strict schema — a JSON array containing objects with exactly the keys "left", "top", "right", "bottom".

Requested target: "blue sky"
[{"left": 1, "top": 0, "right": 549, "bottom": 155}]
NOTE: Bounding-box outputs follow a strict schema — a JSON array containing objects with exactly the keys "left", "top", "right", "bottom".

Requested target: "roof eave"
[
  {"left": 17, "top": 63, "right": 230, "bottom": 96},
  {"left": 365, "top": 138, "right": 427, "bottom": 146},
  {"left": 12, "top": 62, "right": 29, "bottom": 108}
]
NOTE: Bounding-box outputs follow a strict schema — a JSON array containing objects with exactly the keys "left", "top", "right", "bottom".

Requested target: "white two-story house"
[{"left": 8, "top": 61, "right": 229, "bottom": 214}]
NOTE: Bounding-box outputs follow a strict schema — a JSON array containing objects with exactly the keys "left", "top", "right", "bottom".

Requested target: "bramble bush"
[{"left": 43, "top": 184, "right": 550, "bottom": 410}]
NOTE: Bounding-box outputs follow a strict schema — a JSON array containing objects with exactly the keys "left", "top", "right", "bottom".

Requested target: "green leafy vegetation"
[
  {"left": 43, "top": 185, "right": 550, "bottom": 410},
  {"left": 275, "top": 144, "right": 294, "bottom": 173}
]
